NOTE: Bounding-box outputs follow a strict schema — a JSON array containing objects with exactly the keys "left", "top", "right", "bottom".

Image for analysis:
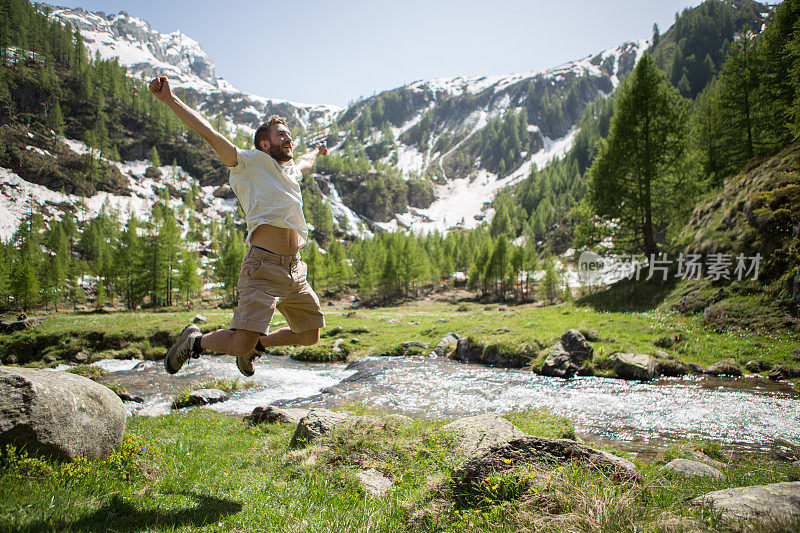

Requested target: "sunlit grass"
[{"left": 2, "top": 408, "right": 797, "bottom": 532}]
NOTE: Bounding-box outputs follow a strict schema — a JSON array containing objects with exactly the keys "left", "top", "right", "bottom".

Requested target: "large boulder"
[
  {"left": 246, "top": 405, "right": 309, "bottom": 425},
  {"left": 442, "top": 414, "right": 524, "bottom": 456},
  {"left": 430, "top": 333, "right": 461, "bottom": 357},
  {"left": 652, "top": 356, "right": 690, "bottom": 377},
  {"left": 662, "top": 459, "right": 724, "bottom": 479},
  {"left": 745, "top": 359, "right": 772, "bottom": 373},
  {"left": 291, "top": 408, "right": 351, "bottom": 447},
  {"left": 1, "top": 317, "right": 42, "bottom": 333},
  {"left": 452, "top": 436, "right": 640, "bottom": 486},
  {"left": 768, "top": 364, "right": 800, "bottom": 381},
  {"left": 609, "top": 352, "right": 654, "bottom": 381},
  {"left": 704, "top": 359, "right": 742, "bottom": 377},
  {"left": 541, "top": 330, "right": 594, "bottom": 379},
  {"left": 692, "top": 482, "right": 800, "bottom": 520},
  {"left": 453, "top": 338, "right": 534, "bottom": 368},
  {"left": 0, "top": 366, "right": 126, "bottom": 460}
]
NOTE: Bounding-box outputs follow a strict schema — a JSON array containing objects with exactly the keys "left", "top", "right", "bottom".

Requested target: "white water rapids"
[{"left": 82, "top": 355, "right": 800, "bottom": 458}]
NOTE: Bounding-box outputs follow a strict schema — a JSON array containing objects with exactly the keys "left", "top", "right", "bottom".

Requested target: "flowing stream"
[{"left": 85, "top": 355, "right": 800, "bottom": 459}]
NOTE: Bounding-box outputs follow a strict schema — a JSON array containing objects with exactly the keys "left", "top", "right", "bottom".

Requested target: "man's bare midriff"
[{"left": 250, "top": 223, "right": 300, "bottom": 256}]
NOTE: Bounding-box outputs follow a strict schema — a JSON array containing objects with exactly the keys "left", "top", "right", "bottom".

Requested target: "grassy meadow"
[
  {"left": 2, "top": 407, "right": 799, "bottom": 532},
  {"left": 2, "top": 285, "right": 799, "bottom": 377}
]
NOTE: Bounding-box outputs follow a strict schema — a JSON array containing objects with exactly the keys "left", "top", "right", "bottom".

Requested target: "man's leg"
[
  {"left": 200, "top": 328, "right": 261, "bottom": 357},
  {"left": 258, "top": 327, "right": 319, "bottom": 348}
]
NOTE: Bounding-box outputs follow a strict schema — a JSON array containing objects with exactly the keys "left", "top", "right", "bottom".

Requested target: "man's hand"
[
  {"left": 149, "top": 76, "right": 173, "bottom": 102},
  {"left": 296, "top": 141, "right": 328, "bottom": 173}
]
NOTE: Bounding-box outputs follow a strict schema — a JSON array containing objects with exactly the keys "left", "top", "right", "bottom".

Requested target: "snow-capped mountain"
[
  {"left": 8, "top": 3, "right": 647, "bottom": 241},
  {"left": 39, "top": 4, "right": 341, "bottom": 131},
  {"left": 332, "top": 40, "right": 648, "bottom": 233}
]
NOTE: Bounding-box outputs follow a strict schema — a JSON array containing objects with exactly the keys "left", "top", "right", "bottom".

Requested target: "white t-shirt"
[{"left": 227, "top": 148, "right": 308, "bottom": 247}]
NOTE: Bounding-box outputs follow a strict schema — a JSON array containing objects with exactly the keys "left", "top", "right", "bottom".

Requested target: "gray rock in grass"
[
  {"left": 0, "top": 366, "right": 126, "bottom": 461},
  {"left": 662, "top": 459, "right": 724, "bottom": 479}
]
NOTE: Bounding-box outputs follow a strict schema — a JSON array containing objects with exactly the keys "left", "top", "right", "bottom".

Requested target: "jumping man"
[{"left": 149, "top": 76, "right": 327, "bottom": 377}]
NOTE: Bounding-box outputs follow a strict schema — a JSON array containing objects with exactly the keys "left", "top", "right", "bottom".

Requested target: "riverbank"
[
  {"left": 2, "top": 407, "right": 798, "bottom": 532},
  {"left": 3, "top": 299, "right": 799, "bottom": 382}
]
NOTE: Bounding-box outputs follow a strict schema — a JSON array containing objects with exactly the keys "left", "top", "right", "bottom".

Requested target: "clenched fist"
[{"left": 149, "top": 76, "right": 172, "bottom": 101}]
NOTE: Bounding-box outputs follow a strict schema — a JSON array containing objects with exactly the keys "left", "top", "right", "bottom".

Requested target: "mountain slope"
[
  {"left": 7, "top": 2, "right": 652, "bottom": 239},
  {"left": 41, "top": 4, "right": 341, "bottom": 131},
  {"left": 6, "top": 1, "right": 766, "bottom": 243}
]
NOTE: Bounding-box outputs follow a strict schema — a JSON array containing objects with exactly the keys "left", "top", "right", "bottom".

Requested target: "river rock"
[
  {"left": 745, "top": 359, "right": 772, "bottom": 373},
  {"left": 541, "top": 330, "right": 593, "bottom": 379},
  {"left": 185, "top": 388, "right": 229, "bottom": 406},
  {"left": 453, "top": 338, "right": 534, "bottom": 367},
  {"left": 356, "top": 468, "right": 393, "bottom": 496},
  {"left": 768, "top": 364, "right": 800, "bottom": 381},
  {"left": 3, "top": 317, "right": 42, "bottom": 333},
  {"left": 442, "top": 414, "right": 524, "bottom": 456},
  {"left": 610, "top": 352, "right": 653, "bottom": 381},
  {"left": 653, "top": 356, "right": 690, "bottom": 377},
  {"left": 429, "top": 333, "right": 461, "bottom": 357},
  {"left": 663, "top": 459, "right": 724, "bottom": 479},
  {"left": 688, "top": 362, "right": 705, "bottom": 374},
  {"left": 692, "top": 482, "right": 800, "bottom": 520},
  {"left": 117, "top": 392, "right": 144, "bottom": 403},
  {"left": 0, "top": 366, "right": 126, "bottom": 461},
  {"left": 332, "top": 338, "right": 345, "bottom": 352},
  {"left": 246, "top": 405, "right": 308, "bottom": 425},
  {"left": 291, "top": 408, "right": 352, "bottom": 447},
  {"left": 704, "top": 358, "right": 742, "bottom": 377},
  {"left": 452, "top": 436, "right": 640, "bottom": 486}
]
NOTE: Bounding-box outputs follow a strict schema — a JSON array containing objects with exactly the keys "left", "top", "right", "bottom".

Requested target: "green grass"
[
  {"left": 3, "top": 298, "right": 799, "bottom": 374},
  {"left": 1, "top": 408, "right": 798, "bottom": 532}
]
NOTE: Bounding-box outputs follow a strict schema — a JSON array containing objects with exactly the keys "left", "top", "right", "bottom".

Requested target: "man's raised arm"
[
  {"left": 295, "top": 141, "right": 328, "bottom": 174},
  {"left": 149, "top": 76, "right": 238, "bottom": 168}
]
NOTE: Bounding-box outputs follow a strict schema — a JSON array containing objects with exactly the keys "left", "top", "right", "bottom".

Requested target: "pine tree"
[
  {"left": 215, "top": 218, "right": 245, "bottom": 305},
  {"left": 47, "top": 100, "right": 64, "bottom": 136},
  {"left": 715, "top": 30, "right": 761, "bottom": 170},
  {"left": 590, "top": 54, "right": 690, "bottom": 256},
  {"left": 115, "top": 215, "right": 144, "bottom": 309},
  {"left": 148, "top": 145, "right": 161, "bottom": 167},
  {"left": 302, "top": 241, "right": 326, "bottom": 291},
  {"left": 379, "top": 252, "right": 398, "bottom": 299},
  {"left": 540, "top": 261, "right": 559, "bottom": 305},
  {"left": 178, "top": 251, "right": 202, "bottom": 307},
  {"left": 10, "top": 259, "right": 38, "bottom": 312}
]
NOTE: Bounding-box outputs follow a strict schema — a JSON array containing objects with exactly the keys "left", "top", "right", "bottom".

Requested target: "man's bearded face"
[{"left": 268, "top": 125, "right": 293, "bottom": 162}]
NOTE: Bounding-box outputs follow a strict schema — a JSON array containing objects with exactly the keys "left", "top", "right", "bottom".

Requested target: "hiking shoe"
[
  {"left": 164, "top": 324, "right": 201, "bottom": 374},
  {"left": 236, "top": 353, "right": 261, "bottom": 377}
]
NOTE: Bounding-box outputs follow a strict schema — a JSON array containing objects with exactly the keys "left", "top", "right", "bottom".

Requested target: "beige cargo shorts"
[{"left": 230, "top": 246, "right": 325, "bottom": 334}]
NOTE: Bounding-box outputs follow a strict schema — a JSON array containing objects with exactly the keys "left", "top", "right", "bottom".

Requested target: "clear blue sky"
[{"left": 48, "top": 0, "right": 773, "bottom": 106}]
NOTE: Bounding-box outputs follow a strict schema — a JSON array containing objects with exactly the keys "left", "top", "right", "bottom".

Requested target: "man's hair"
[{"left": 254, "top": 115, "right": 289, "bottom": 152}]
